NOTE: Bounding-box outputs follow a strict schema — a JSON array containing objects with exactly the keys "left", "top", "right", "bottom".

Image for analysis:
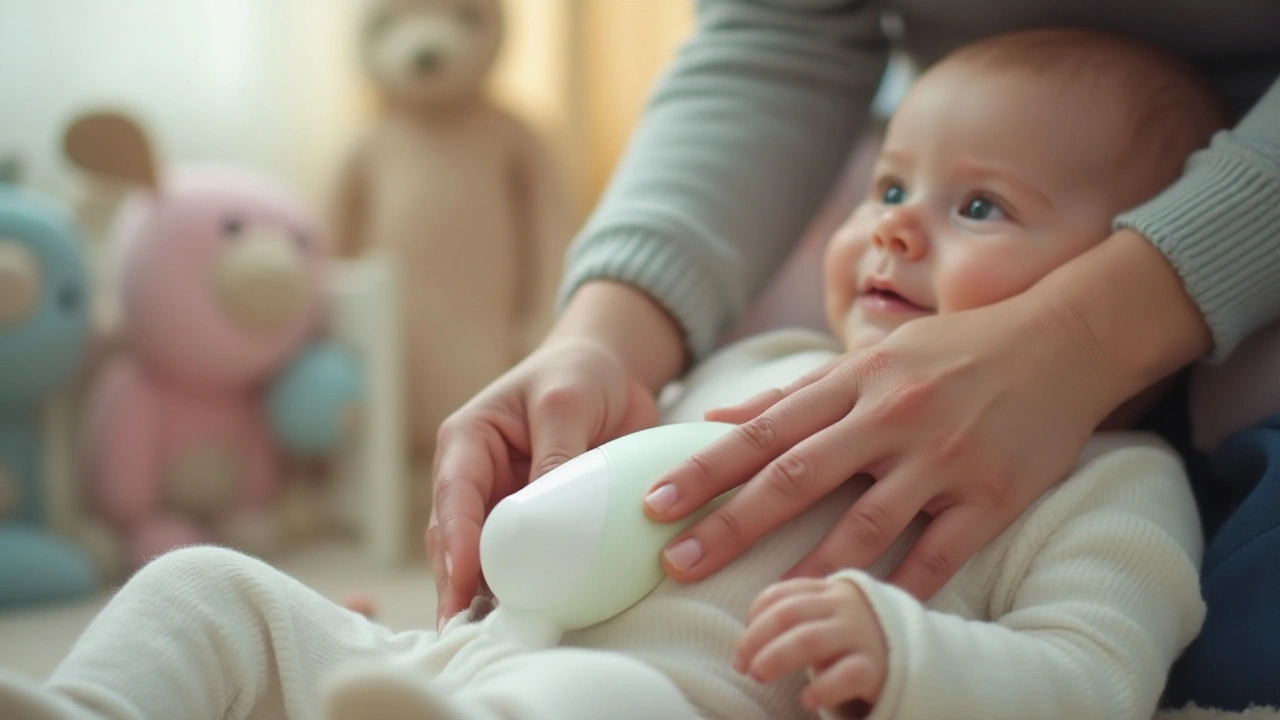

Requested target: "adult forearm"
[
  {"left": 547, "top": 280, "right": 687, "bottom": 393},
  {"left": 558, "top": 0, "right": 890, "bottom": 361},
  {"left": 1114, "top": 76, "right": 1280, "bottom": 359},
  {"left": 1031, "top": 228, "right": 1211, "bottom": 417}
]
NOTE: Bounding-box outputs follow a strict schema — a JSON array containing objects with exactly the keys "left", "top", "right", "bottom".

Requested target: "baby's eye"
[
  {"left": 959, "top": 195, "right": 1008, "bottom": 221},
  {"left": 881, "top": 183, "right": 907, "bottom": 205}
]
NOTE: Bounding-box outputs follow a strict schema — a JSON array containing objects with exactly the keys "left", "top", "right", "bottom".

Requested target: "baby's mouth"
[{"left": 860, "top": 286, "right": 931, "bottom": 313}]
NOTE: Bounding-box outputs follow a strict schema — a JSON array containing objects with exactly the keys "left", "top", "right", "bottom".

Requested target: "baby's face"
[{"left": 824, "top": 61, "right": 1141, "bottom": 351}]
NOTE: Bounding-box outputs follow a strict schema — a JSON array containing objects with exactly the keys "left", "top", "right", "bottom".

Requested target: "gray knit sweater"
[{"left": 559, "top": 0, "right": 1280, "bottom": 362}]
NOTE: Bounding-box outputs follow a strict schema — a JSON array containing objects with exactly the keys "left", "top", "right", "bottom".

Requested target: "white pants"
[{"left": 2, "top": 483, "right": 868, "bottom": 720}]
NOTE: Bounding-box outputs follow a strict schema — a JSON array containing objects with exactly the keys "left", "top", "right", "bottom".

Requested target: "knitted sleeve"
[
  {"left": 1116, "top": 75, "right": 1280, "bottom": 360},
  {"left": 820, "top": 440, "right": 1205, "bottom": 720},
  {"left": 556, "top": 0, "right": 890, "bottom": 360}
]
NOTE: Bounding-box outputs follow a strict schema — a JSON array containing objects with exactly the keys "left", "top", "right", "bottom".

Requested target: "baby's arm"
[{"left": 765, "top": 439, "right": 1203, "bottom": 720}]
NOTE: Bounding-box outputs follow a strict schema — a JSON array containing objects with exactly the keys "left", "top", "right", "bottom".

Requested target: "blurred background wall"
[{"left": 0, "top": 0, "right": 695, "bottom": 221}]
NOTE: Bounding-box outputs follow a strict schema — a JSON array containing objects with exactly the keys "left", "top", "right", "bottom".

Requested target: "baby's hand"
[{"left": 735, "top": 578, "right": 888, "bottom": 713}]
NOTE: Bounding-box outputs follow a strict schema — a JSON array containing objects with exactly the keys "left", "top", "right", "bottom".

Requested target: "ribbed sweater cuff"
[
  {"left": 1115, "top": 148, "right": 1280, "bottom": 361},
  {"left": 557, "top": 230, "right": 730, "bottom": 361}
]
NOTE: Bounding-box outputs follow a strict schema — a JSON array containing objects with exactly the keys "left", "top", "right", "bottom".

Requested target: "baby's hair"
[{"left": 945, "top": 28, "right": 1230, "bottom": 198}]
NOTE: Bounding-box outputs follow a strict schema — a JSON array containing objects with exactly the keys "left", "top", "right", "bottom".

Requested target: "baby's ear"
[{"left": 63, "top": 111, "right": 160, "bottom": 191}]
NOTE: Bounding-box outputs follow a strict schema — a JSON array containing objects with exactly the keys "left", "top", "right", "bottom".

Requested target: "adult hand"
[
  {"left": 646, "top": 297, "right": 1109, "bottom": 600},
  {"left": 644, "top": 231, "right": 1210, "bottom": 601},
  {"left": 428, "top": 337, "right": 660, "bottom": 629}
]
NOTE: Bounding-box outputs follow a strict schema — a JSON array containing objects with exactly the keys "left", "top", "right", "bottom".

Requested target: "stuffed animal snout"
[
  {"left": 361, "top": 0, "right": 502, "bottom": 106},
  {"left": 213, "top": 226, "right": 309, "bottom": 333}
]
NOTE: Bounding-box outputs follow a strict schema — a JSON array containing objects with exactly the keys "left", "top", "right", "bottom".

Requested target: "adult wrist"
[
  {"left": 1028, "top": 229, "right": 1211, "bottom": 413},
  {"left": 546, "top": 280, "right": 689, "bottom": 392}
]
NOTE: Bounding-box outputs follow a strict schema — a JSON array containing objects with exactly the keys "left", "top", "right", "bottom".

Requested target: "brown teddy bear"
[{"left": 332, "top": 0, "right": 575, "bottom": 541}]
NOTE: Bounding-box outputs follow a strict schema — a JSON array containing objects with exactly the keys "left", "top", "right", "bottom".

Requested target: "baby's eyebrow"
[
  {"left": 879, "top": 148, "right": 914, "bottom": 166},
  {"left": 955, "top": 159, "right": 1053, "bottom": 210}
]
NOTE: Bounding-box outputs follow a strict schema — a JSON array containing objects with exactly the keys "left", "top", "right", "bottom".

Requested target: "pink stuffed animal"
[{"left": 68, "top": 112, "right": 330, "bottom": 570}]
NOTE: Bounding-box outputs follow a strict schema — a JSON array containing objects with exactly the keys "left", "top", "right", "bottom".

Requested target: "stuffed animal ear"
[{"left": 63, "top": 111, "right": 160, "bottom": 191}]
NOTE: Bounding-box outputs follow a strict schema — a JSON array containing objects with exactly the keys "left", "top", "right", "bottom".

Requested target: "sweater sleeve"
[
  {"left": 819, "top": 441, "right": 1206, "bottom": 720},
  {"left": 1115, "top": 74, "right": 1280, "bottom": 361},
  {"left": 557, "top": 0, "right": 891, "bottom": 360}
]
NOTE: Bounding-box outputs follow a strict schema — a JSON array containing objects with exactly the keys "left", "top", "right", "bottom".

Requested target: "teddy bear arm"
[
  {"left": 508, "top": 122, "right": 576, "bottom": 357},
  {"left": 330, "top": 140, "right": 374, "bottom": 259},
  {"left": 83, "top": 364, "right": 162, "bottom": 529}
]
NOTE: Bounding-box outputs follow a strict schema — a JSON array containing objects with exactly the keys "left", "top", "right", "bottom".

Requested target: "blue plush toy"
[
  {"left": 0, "top": 184, "right": 96, "bottom": 609},
  {"left": 268, "top": 342, "right": 365, "bottom": 457}
]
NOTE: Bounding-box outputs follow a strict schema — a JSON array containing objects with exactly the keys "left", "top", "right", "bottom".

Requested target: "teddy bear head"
[
  {"left": 359, "top": 0, "right": 504, "bottom": 110},
  {"left": 64, "top": 112, "right": 329, "bottom": 392},
  {"left": 0, "top": 186, "right": 91, "bottom": 410}
]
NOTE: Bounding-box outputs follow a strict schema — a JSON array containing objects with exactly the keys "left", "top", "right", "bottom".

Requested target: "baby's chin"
[{"left": 838, "top": 320, "right": 894, "bottom": 354}]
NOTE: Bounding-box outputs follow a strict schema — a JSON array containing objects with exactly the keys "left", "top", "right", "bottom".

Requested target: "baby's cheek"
[{"left": 937, "top": 253, "right": 1041, "bottom": 311}]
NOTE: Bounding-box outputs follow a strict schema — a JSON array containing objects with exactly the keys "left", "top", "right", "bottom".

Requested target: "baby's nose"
[
  {"left": 213, "top": 228, "right": 307, "bottom": 333},
  {"left": 0, "top": 240, "right": 41, "bottom": 327},
  {"left": 870, "top": 207, "right": 928, "bottom": 260}
]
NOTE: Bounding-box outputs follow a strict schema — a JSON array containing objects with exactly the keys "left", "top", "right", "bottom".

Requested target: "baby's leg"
[
  {"left": 0, "top": 546, "right": 435, "bottom": 720},
  {"left": 326, "top": 648, "right": 703, "bottom": 720}
]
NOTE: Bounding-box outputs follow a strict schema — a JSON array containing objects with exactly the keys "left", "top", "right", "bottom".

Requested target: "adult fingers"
[
  {"left": 784, "top": 467, "right": 936, "bottom": 581},
  {"left": 646, "top": 374, "right": 857, "bottom": 526},
  {"left": 659, "top": 413, "right": 877, "bottom": 582},
  {"left": 887, "top": 502, "right": 1014, "bottom": 601},
  {"left": 705, "top": 356, "right": 842, "bottom": 423},
  {"left": 425, "top": 505, "right": 466, "bottom": 630},
  {"left": 429, "top": 420, "right": 507, "bottom": 628},
  {"left": 703, "top": 388, "right": 785, "bottom": 424},
  {"left": 526, "top": 382, "right": 598, "bottom": 482},
  {"left": 803, "top": 654, "right": 882, "bottom": 711}
]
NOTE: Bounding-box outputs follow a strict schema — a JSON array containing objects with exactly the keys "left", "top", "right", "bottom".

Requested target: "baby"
[{"left": 0, "top": 28, "right": 1226, "bottom": 720}]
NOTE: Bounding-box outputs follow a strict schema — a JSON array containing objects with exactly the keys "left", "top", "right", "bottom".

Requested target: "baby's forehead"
[{"left": 889, "top": 67, "right": 1132, "bottom": 163}]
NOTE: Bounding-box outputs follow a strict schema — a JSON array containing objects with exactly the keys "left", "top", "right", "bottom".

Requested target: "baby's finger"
[
  {"left": 802, "top": 653, "right": 883, "bottom": 711},
  {"left": 747, "top": 619, "right": 851, "bottom": 684},
  {"left": 737, "top": 588, "right": 834, "bottom": 673},
  {"left": 745, "top": 578, "right": 830, "bottom": 625}
]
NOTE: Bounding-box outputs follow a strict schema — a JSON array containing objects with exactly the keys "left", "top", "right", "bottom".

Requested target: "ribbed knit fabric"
[
  {"left": 823, "top": 436, "right": 1206, "bottom": 720},
  {"left": 558, "top": 0, "right": 1280, "bottom": 361},
  {"left": 1115, "top": 80, "right": 1280, "bottom": 361},
  {"left": 0, "top": 331, "right": 1206, "bottom": 720}
]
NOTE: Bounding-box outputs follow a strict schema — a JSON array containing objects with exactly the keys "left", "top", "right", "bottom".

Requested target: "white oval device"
[{"left": 478, "top": 421, "right": 737, "bottom": 648}]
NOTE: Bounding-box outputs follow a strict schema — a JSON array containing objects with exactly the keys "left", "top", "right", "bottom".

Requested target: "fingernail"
[
  {"left": 444, "top": 552, "right": 453, "bottom": 577},
  {"left": 645, "top": 484, "right": 679, "bottom": 513},
  {"left": 664, "top": 537, "right": 703, "bottom": 572}
]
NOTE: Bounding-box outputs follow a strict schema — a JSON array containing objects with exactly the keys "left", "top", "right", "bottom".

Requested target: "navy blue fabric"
[{"left": 1162, "top": 413, "right": 1280, "bottom": 710}]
